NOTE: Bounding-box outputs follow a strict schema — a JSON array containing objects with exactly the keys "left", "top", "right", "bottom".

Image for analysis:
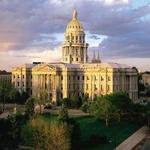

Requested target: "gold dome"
[{"left": 66, "top": 9, "right": 84, "bottom": 33}]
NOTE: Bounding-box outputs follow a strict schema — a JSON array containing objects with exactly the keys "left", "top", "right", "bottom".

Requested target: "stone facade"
[
  {"left": 12, "top": 10, "right": 138, "bottom": 102},
  {"left": 62, "top": 9, "right": 88, "bottom": 64},
  {"left": 0, "top": 71, "right": 11, "bottom": 84},
  {"left": 12, "top": 64, "right": 36, "bottom": 94},
  {"left": 141, "top": 72, "right": 150, "bottom": 87}
]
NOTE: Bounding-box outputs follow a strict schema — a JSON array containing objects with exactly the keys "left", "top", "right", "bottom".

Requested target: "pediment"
[{"left": 35, "top": 64, "right": 56, "bottom": 72}]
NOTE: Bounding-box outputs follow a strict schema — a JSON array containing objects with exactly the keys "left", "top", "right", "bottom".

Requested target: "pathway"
[{"left": 116, "top": 126, "right": 149, "bottom": 150}]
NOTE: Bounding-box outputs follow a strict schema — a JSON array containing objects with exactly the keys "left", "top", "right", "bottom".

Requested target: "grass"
[{"left": 73, "top": 116, "right": 141, "bottom": 150}]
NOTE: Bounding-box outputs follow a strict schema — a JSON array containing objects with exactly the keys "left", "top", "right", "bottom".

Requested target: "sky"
[{"left": 0, "top": 0, "right": 150, "bottom": 71}]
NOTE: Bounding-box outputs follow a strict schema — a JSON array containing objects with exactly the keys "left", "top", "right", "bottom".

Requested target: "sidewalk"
[{"left": 116, "top": 126, "right": 149, "bottom": 150}]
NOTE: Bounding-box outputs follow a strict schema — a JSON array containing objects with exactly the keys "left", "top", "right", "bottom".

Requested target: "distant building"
[
  {"left": 12, "top": 9, "right": 138, "bottom": 102},
  {"left": 141, "top": 72, "right": 150, "bottom": 87},
  {"left": 0, "top": 70, "right": 11, "bottom": 83}
]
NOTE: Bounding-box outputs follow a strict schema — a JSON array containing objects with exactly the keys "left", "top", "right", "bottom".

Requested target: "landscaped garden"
[
  {"left": 0, "top": 83, "right": 150, "bottom": 150},
  {"left": 73, "top": 116, "right": 140, "bottom": 150},
  {"left": 38, "top": 114, "right": 140, "bottom": 150}
]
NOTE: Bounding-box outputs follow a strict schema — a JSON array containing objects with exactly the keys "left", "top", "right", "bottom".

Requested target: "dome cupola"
[
  {"left": 62, "top": 9, "right": 89, "bottom": 64},
  {"left": 66, "top": 9, "right": 84, "bottom": 33}
]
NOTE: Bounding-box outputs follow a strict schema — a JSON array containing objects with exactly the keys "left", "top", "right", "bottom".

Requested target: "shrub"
[
  {"left": 71, "top": 95, "right": 82, "bottom": 109},
  {"left": 81, "top": 101, "right": 89, "bottom": 113},
  {"left": 58, "top": 105, "right": 69, "bottom": 122},
  {"left": 0, "top": 113, "right": 28, "bottom": 149},
  {"left": 61, "top": 98, "right": 71, "bottom": 108},
  {"left": 25, "top": 97, "right": 35, "bottom": 117},
  {"left": 0, "top": 105, "right": 2, "bottom": 114},
  {"left": 22, "top": 116, "right": 71, "bottom": 150}
]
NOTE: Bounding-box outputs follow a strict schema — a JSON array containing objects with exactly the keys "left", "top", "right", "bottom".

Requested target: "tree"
[
  {"left": 145, "top": 102, "right": 150, "bottom": 129},
  {"left": 36, "top": 89, "right": 49, "bottom": 114},
  {"left": 0, "top": 113, "right": 27, "bottom": 149},
  {"left": 25, "top": 97, "right": 35, "bottom": 117},
  {"left": 82, "top": 101, "right": 89, "bottom": 113},
  {"left": 106, "top": 92, "right": 132, "bottom": 122},
  {"left": 81, "top": 93, "right": 89, "bottom": 103},
  {"left": 71, "top": 95, "right": 82, "bottom": 109},
  {"left": 20, "top": 91, "right": 29, "bottom": 104},
  {"left": 9, "top": 88, "right": 20, "bottom": 103},
  {"left": 89, "top": 96, "right": 112, "bottom": 127},
  {"left": 0, "top": 77, "right": 12, "bottom": 112},
  {"left": 58, "top": 104, "right": 69, "bottom": 122},
  {"left": 61, "top": 98, "right": 70, "bottom": 108},
  {"left": 22, "top": 117, "right": 71, "bottom": 150},
  {"left": 129, "top": 103, "right": 146, "bottom": 124}
]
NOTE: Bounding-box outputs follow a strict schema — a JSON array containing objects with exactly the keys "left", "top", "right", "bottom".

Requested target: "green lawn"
[
  {"left": 73, "top": 116, "right": 140, "bottom": 150},
  {"left": 42, "top": 114, "right": 140, "bottom": 150}
]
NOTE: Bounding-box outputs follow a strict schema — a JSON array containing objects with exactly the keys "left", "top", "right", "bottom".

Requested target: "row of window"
[
  {"left": 65, "top": 57, "right": 82, "bottom": 62},
  {"left": 68, "top": 25, "right": 82, "bottom": 29},
  {"left": 64, "top": 48, "right": 84, "bottom": 56},
  {"left": 13, "top": 75, "right": 32, "bottom": 79},
  {"left": 66, "top": 36, "right": 85, "bottom": 44},
  {"left": 60, "top": 83, "right": 110, "bottom": 92},
  {"left": 61, "top": 75, "right": 111, "bottom": 81},
  {"left": 15, "top": 81, "right": 32, "bottom": 87}
]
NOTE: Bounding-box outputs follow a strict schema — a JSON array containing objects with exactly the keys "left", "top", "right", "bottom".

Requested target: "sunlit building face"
[{"left": 12, "top": 9, "right": 138, "bottom": 102}]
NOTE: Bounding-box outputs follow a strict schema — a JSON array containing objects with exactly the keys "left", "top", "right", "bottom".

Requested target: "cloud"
[
  {"left": 0, "top": 46, "right": 61, "bottom": 71},
  {"left": 0, "top": 0, "right": 150, "bottom": 71},
  {"left": 104, "top": 0, "right": 129, "bottom": 5},
  {"left": 89, "top": 35, "right": 101, "bottom": 40},
  {"left": 76, "top": 0, "right": 150, "bottom": 60}
]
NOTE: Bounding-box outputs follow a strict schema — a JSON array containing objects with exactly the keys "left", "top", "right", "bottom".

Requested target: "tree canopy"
[{"left": 90, "top": 96, "right": 112, "bottom": 127}]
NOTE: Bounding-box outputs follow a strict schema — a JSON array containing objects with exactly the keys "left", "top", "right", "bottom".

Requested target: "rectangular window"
[
  {"left": 73, "top": 84, "right": 75, "bottom": 89},
  {"left": 94, "top": 84, "right": 97, "bottom": 90},
  {"left": 82, "top": 76, "right": 84, "bottom": 80},
  {"left": 22, "top": 75, "right": 24, "bottom": 79},
  {"left": 61, "top": 75, "right": 63, "bottom": 80},
  {"left": 101, "top": 85, "right": 103, "bottom": 91},
  {"left": 86, "top": 84, "right": 88, "bottom": 90},
  {"left": 107, "top": 85, "right": 110, "bottom": 91},
  {"left": 77, "top": 76, "right": 80, "bottom": 80},
  {"left": 17, "top": 82, "right": 19, "bottom": 87}
]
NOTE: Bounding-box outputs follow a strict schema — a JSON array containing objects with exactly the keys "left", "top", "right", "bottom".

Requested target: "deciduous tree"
[{"left": 90, "top": 96, "right": 112, "bottom": 127}]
